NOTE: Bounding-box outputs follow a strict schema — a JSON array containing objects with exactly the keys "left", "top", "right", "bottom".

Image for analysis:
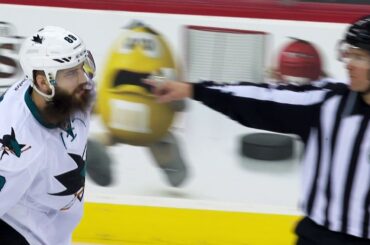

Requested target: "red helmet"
[{"left": 278, "top": 39, "right": 322, "bottom": 84}]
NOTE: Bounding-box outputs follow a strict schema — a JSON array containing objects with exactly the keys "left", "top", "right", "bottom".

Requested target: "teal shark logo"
[
  {"left": 50, "top": 153, "right": 86, "bottom": 210},
  {"left": 0, "top": 127, "right": 31, "bottom": 160}
]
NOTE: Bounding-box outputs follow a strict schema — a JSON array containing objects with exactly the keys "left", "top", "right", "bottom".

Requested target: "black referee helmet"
[{"left": 346, "top": 15, "right": 370, "bottom": 52}]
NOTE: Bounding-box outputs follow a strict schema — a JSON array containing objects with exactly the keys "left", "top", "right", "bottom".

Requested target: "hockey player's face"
[
  {"left": 55, "top": 63, "right": 89, "bottom": 98},
  {"left": 42, "top": 64, "right": 94, "bottom": 125}
]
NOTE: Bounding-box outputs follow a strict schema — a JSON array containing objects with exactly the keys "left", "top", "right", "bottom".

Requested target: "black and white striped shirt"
[{"left": 193, "top": 79, "right": 370, "bottom": 239}]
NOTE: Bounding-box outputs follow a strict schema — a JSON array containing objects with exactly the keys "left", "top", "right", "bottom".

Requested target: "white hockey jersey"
[{"left": 0, "top": 79, "right": 91, "bottom": 245}]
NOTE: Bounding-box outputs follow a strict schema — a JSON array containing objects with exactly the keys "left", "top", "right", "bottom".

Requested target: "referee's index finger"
[
  {"left": 142, "top": 78, "right": 165, "bottom": 96},
  {"left": 142, "top": 78, "right": 157, "bottom": 87}
]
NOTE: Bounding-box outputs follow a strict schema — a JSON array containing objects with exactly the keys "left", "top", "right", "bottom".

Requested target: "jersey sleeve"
[
  {"left": 192, "top": 81, "right": 329, "bottom": 141},
  {"left": 0, "top": 130, "right": 44, "bottom": 217}
]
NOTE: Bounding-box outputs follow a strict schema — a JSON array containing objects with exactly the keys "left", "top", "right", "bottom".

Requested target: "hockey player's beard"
[{"left": 42, "top": 83, "right": 93, "bottom": 126}]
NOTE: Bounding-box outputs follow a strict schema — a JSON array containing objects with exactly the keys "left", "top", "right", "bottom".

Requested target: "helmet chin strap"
[{"left": 31, "top": 79, "right": 55, "bottom": 101}]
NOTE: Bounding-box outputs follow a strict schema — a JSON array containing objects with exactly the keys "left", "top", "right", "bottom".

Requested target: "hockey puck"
[{"left": 240, "top": 132, "right": 294, "bottom": 160}]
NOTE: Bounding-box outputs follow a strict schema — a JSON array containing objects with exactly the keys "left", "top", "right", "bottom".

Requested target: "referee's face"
[{"left": 345, "top": 48, "right": 370, "bottom": 92}]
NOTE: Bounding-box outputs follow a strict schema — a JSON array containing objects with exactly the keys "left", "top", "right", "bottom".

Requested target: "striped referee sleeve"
[{"left": 193, "top": 81, "right": 327, "bottom": 141}]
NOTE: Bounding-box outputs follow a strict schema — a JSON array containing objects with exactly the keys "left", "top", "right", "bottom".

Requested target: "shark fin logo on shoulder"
[{"left": 0, "top": 127, "right": 31, "bottom": 160}]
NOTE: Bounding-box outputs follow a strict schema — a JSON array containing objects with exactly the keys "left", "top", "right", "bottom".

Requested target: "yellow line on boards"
[{"left": 73, "top": 202, "right": 301, "bottom": 245}]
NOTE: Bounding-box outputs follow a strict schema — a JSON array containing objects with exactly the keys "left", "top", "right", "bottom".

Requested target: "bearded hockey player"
[{"left": 0, "top": 26, "right": 96, "bottom": 244}]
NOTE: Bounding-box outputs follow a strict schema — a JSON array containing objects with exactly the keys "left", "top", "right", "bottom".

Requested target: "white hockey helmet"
[{"left": 19, "top": 26, "right": 95, "bottom": 100}]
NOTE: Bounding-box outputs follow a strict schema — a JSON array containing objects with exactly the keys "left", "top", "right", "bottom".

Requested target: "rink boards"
[{"left": 73, "top": 202, "right": 300, "bottom": 245}]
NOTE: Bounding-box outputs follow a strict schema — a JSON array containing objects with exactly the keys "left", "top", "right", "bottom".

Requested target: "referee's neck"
[{"left": 361, "top": 92, "right": 370, "bottom": 106}]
